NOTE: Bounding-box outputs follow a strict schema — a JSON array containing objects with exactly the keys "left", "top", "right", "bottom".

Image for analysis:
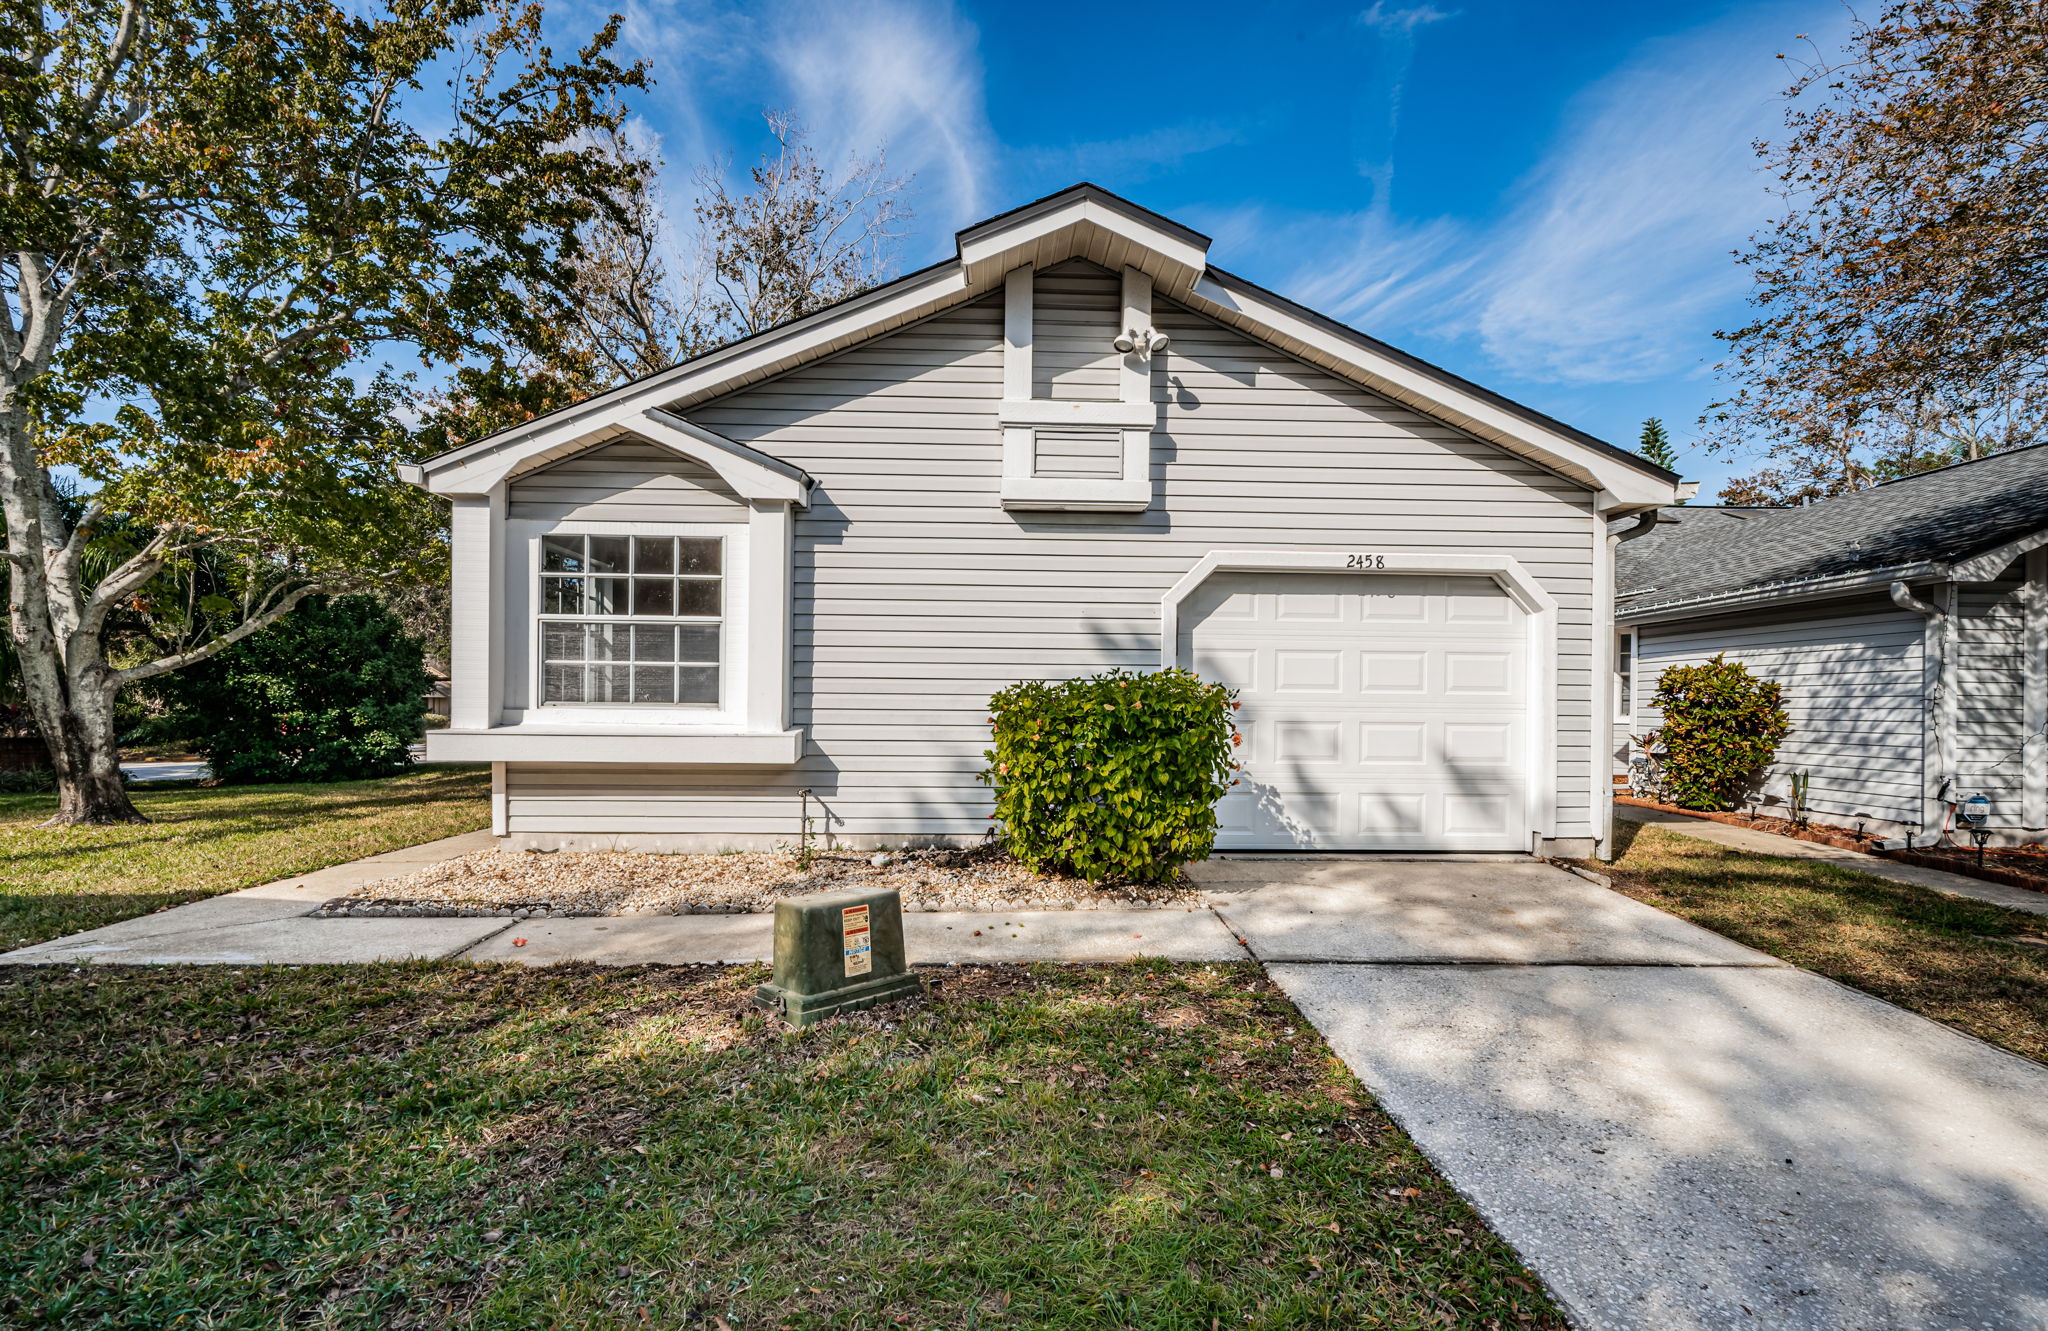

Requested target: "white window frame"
[
  {"left": 534, "top": 530, "right": 729, "bottom": 712},
  {"left": 510, "top": 518, "right": 751, "bottom": 731},
  {"left": 1615, "top": 627, "right": 1638, "bottom": 726}
]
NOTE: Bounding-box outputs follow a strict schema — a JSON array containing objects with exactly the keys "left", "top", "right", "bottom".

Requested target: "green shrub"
[
  {"left": 1651, "top": 654, "right": 1791, "bottom": 811},
  {"left": 151, "top": 595, "right": 430, "bottom": 784},
  {"left": 980, "top": 667, "right": 1238, "bottom": 883}
]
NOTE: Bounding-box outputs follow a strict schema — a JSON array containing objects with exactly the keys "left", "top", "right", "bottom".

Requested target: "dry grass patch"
[{"left": 1601, "top": 819, "right": 2048, "bottom": 1064}]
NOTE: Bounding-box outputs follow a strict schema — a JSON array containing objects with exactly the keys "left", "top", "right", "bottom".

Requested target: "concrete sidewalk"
[
  {"left": 0, "top": 839, "right": 1246, "bottom": 966},
  {"left": 1620, "top": 803, "right": 2048, "bottom": 917},
  {"left": 1210, "top": 857, "right": 2048, "bottom": 1331}
]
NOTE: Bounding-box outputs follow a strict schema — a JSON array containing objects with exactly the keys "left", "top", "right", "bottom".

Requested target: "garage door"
[{"left": 1182, "top": 571, "right": 1530, "bottom": 851}]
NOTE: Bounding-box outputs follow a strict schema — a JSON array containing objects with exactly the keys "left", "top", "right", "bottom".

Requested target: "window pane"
[
  {"left": 587, "top": 577, "right": 627, "bottom": 615},
  {"left": 679, "top": 538, "right": 721, "bottom": 575},
  {"left": 588, "top": 623, "right": 630, "bottom": 661},
  {"left": 633, "top": 624, "right": 676, "bottom": 662},
  {"left": 677, "top": 579, "right": 721, "bottom": 617},
  {"left": 542, "top": 663, "right": 584, "bottom": 702},
  {"left": 632, "top": 577, "right": 676, "bottom": 617},
  {"left": 587, "top": 536, "right": 630, "bottom": 573},
  {"left": 677, "top": 666, "right": 719, "bottom": 705},
  {"left": 543, "top": 577, "right": 583, "bottom": 614},
  {"left": 632, "top": 665, "right": 677, "bottom": 704},
  {"left": 587, "top": 664, "right": 629, "bottom": 703},
  {"left": 542, "top": 622, "right": 586, "bottom": 661},
  {"left": 542, "top": 535, "right": 584, "bottom": 573},
  {"left": 676, "top": 625, "right": 719, "bottom": 663},
  {"left": 634, "top": 536, "right": 675, "bottom": 574}
]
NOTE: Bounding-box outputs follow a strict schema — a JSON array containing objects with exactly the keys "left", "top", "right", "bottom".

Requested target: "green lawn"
[
  {"left": 0, "top": 960, "right": 1561, "bottom": 1330},
  {"left": 1603, "top": 819, "right": 2048, "bottom": 1064},
  {"left": 0, "top": 767, "right": 491, "bottom": 948}
]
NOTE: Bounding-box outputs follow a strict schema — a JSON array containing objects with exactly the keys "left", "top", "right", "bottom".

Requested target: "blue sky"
[{"left": 589, "top": 0, "right": 1851, "bottom": 498}]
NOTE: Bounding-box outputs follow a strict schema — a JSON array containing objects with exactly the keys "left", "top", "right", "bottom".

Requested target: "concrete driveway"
[{"left": 1194, "top": 855, "right": 2048, "bottom": 1331}]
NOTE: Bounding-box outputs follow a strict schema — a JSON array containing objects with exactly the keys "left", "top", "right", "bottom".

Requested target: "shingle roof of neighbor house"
[{"left": 1616, "top": 444, "right": 2048, "bottom": 618}]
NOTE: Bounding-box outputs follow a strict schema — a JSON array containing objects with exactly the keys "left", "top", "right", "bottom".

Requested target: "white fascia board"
[
  {"left": 997, "top": 399, "right": 1157, "bottom": 427},
  {"left": 414, "top": 263, "right": 970, "bottom": 480},
  {"left": 1186, "top": 273, "right": 1675, "bottom": 506},
  {"left": 639, "top": 409, "right": 812, "bottom": 507},
  {"left": 425, "top": 727, "right": 805, "bottom": 765},
  {"left": 419, "top": 397, "right": 810, "bottom": 507},
  {"left": 1001, "top": 476, "right": 1152, "bottom": 511},
  {"left": 958, "top": 195, "right": 1209, "bottom": 289}
]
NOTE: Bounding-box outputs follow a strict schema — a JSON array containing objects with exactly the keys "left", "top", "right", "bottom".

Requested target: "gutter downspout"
[
  {"left": 1597, "top": 509, "right": 1663, "bottom": 860},
  {"left": 1890, "top": 580, "right": 1954, "bottom": 847},
  {"left": 2025, "top": 551, "right": 2048, "bottom": 831}
]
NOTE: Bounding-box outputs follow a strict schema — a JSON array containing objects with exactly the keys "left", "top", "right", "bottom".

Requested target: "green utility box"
[{"left": 755, "top": 886, "right": 922, "bottom": 1026}]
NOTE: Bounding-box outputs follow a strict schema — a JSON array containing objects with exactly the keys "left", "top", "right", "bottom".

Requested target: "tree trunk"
[{"left": 39, "top": 676, "right": 145, "bottom": 826}]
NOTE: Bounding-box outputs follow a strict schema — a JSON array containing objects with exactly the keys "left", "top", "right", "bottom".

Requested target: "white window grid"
[{"left": 536, "top": 533, "right": 724, "bottom": 708}]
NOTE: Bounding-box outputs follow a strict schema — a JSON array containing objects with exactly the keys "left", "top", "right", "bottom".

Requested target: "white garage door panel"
[{"left": 1184, "top": 572, "right": 1529, "bottom": 851}]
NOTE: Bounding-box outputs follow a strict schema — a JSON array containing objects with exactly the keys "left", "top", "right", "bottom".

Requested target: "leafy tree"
[
  {"left": 1651, "top": 655, "right": 1791, "bottom": 811},
  {"left": 0, "top": 0, "right": 647, "bottom": 823},
  {"left": 1708, "top": 0, "right": 2048, "bottom": 503},
  {"left": 1636, "top": 417, "right": 1683, "bottom": 473},
  {"left": 151, "top": 594, "right": 428, "bottom": 783}
]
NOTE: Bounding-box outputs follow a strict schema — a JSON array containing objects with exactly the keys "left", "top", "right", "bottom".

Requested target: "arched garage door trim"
[{"left": 1159, "top": 549, "right": 1560, "bottom": 847}]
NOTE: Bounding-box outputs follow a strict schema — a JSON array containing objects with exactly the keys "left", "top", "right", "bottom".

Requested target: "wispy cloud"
[
  {"left": 1294, "top": 5, "right": 1842, "bottom": 386},
  {"left": 1019, "top": 120, "right": 1250, "bottom": 189},
  {"left": 766, "top": 0, "right": 993, "bottom": 228},
  {"left": 598, "top": 0, "right": 992, "bottom": 253},
  {"left": 1353, "top": 2, "right": 1459, "bottom": 207}
]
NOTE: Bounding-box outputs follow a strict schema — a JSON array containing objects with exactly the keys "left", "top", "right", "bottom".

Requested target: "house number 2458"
[{"left": 1345, "top": 553, "right": 1386, "bottom": 569}]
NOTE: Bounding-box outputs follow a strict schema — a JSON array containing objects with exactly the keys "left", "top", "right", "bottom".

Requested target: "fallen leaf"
[{"left": 512, "top": 938, "right": 528, "bottom": 947}]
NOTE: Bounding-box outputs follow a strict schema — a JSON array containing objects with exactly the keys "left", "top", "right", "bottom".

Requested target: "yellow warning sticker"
[{"left": 842, "top": 903, "right": 872, "bottom": 976}]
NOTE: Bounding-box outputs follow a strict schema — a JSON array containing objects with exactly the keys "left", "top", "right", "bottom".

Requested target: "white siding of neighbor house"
[
  {"left": 1956, "top": 573, "right": 2029, "bottom": 820},
  {"left": 501, "top": 260, "right": 1602, "bottom": 849},
  {"left": 1631, "top": 595, "right": 1927, "bottom": 830},
  {"left": 506, "top": 438, "right": 746, "bottom": 524}
]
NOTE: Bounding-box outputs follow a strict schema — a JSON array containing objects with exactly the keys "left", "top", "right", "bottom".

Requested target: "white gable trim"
[
  {"left": 406, "top": 186, "right": 1677, "bottom": 509},
  {"left": 1158, "top": 548, "right": 1561, "bottom": 845},
  {"left": 410, "top": 404, "right": 811, "bottom": 508}
]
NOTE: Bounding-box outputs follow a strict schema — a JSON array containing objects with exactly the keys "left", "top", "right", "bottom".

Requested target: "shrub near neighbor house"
[
  {"left": 981, "top": 668, "right": 1238, "bottom": 883},
  {"left": 153, "top": 595, "right": 430, "bottom": 784},
  {"left": 1651, "top": 654, "right": 1791, "bottom": 811}
]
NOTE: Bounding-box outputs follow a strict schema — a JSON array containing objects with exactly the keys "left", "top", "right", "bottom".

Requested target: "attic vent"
[{"left": 1032, "top": 425, "right": 1122, "bottom": 479}]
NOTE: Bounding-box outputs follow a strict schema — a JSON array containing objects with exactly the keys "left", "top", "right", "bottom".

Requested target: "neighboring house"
[
  {"left": 1615, "top": 446, "right": 2048, "bottom": 845},
  {"left": 405, "top": 185, "right": 1680, "bottom": 856}
]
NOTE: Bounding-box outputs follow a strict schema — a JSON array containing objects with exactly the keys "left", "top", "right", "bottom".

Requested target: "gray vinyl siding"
[
  {"left": 1631, "top": 595, "right": 1927, "bottom": 829},
  {"left": 1956, "top": 574, "right": 2028, "bottom": 816},
  {"left": 1032, "top": 260, "right": 1119, "bottom": 401},
  {"left": 503, "top": 263, "right": 1600, "bottom": 847},
  {"left": 1032, "top": 425, "right": 1122, "bottom": 478},
  {"left": 507, "top": 438, "right": 746, "bottom": 523}
]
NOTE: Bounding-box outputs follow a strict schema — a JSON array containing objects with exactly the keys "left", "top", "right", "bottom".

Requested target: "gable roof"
[
  {"left": 409, "top": 183, "right": 1679, "bottom": 507},
  {"left": 1616, "top": 444, "right": 2048, "bottom": 621}
]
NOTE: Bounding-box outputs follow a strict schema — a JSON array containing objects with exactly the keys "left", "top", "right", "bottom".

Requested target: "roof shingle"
[{"left": 1616, "top": 445, "right": 2048, "bottom": 616}]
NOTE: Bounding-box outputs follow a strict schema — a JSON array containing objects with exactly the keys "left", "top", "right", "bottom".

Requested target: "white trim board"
[
  {"left": 406, "top": 185, "right": 1679, "bottom": 512},
  {"left": 1156, "top": 548, "right": 1561, "bottom": 846}
]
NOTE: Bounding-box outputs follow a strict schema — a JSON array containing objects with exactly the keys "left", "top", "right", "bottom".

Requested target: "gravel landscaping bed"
[{"left": 314, "top": 845, "right": 1204, "bottom": 918}]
